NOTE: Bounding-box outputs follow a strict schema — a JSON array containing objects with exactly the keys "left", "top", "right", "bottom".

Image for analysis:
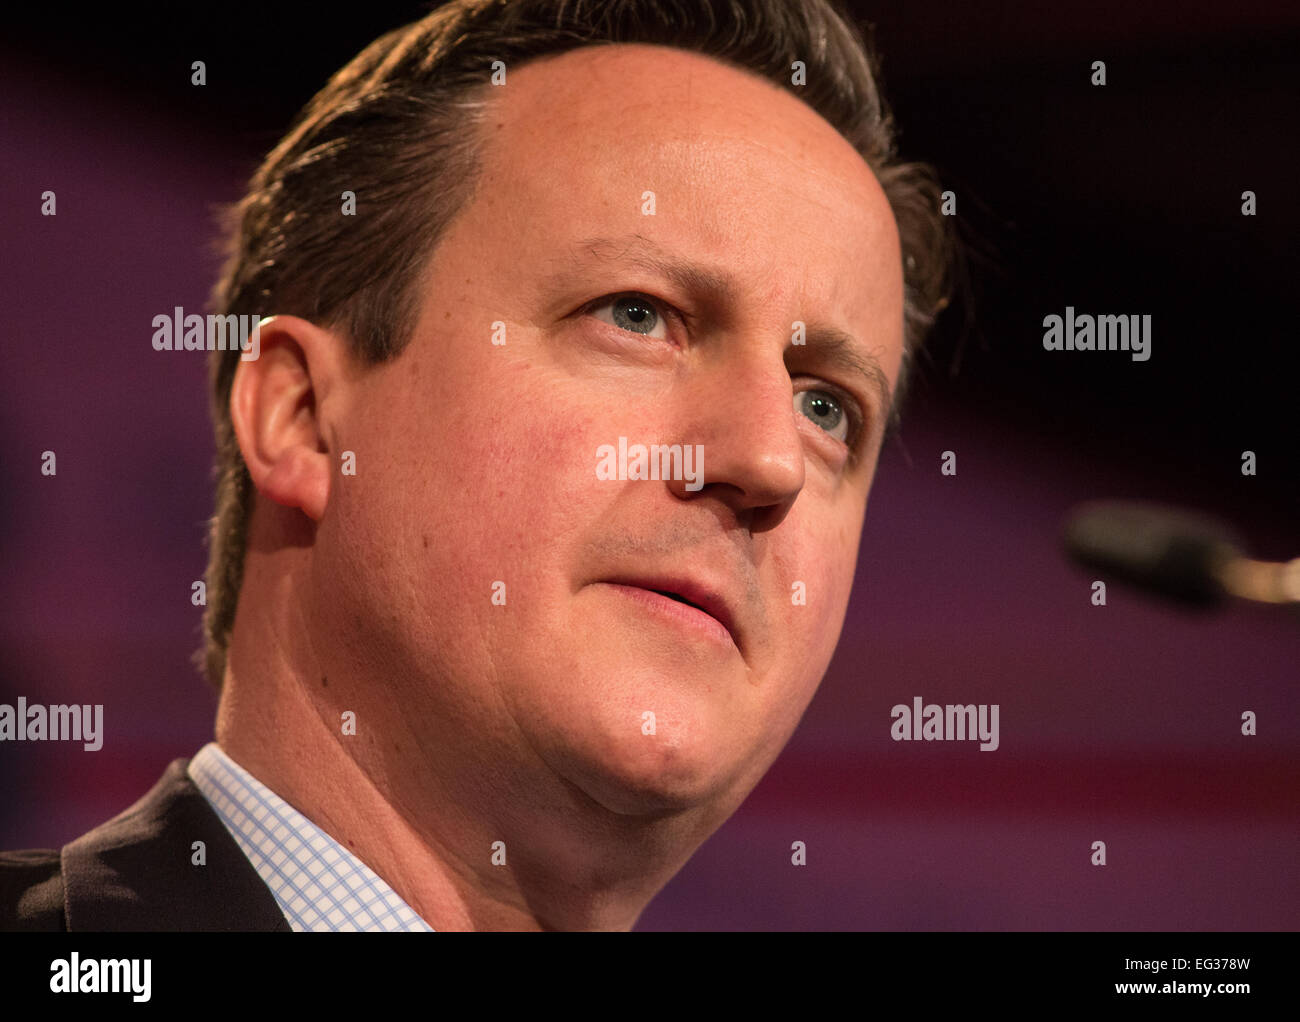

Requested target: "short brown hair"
[{"left": 200, "top": 0, "right": 954, "bottom": 690}]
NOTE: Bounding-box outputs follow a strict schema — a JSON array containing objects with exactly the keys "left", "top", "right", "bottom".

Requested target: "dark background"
[{"left": 1, "top": 0, "right": 1296, "bottom": 929}]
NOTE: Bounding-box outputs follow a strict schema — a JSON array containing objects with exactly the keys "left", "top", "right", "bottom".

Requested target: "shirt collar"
[{"left": 187, "top": 742, "right": 434, "bottom": 931}]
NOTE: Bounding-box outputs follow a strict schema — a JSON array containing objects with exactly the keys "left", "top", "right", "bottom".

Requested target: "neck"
[{"left": 214, "top": 572, "right": 703, "bottom": 930}]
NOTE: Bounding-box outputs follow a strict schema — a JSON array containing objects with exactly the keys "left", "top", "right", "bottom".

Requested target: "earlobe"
[
  {"left": 257, "top": 446, "right": 330, "bottom": 521},
  {"left": 229, "top": 315, "right": 339, "bottom": 523}
]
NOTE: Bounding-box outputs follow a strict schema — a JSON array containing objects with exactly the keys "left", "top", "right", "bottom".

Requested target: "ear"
[{"left": 229, "top": 315, "right": 347, "bottom": 522}]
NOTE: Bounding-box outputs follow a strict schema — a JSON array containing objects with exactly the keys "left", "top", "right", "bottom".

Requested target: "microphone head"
[{"left": 1062, "top": 500, "right": 1244, "bottom": 607}]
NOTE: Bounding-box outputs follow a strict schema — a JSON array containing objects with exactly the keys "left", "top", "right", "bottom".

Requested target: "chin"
[
  {"left": 558, "top": 717, "right": 743, "bottom": 818},
  {"left": 512, "top": 638, "right": 766, "bottom": 818}
]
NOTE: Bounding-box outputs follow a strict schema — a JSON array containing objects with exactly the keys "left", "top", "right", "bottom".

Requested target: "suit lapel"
[{"left": 62, "top": 758, "right": 292, "bottom": 931}]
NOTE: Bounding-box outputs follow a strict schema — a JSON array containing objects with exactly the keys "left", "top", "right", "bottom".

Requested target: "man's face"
[{"left": 312, "top": 44, "right": 903, "bottom": 824}]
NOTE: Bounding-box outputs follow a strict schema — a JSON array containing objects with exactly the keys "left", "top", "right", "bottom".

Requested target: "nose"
[{"left": 666, "top": 344, "right": 805, "bottom": 530}]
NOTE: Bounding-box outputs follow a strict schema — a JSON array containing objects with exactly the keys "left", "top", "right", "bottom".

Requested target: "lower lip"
[{"left": 599, "top": 584, "right": 736, "bottom": 650}]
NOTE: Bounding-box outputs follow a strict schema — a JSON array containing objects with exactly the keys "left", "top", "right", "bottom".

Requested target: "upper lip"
[{"left": 601, "top": 574, "right": 742, "bottom": 650}]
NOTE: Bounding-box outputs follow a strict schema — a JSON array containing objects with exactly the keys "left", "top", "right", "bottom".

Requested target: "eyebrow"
[
  {"left": 800, "top": 326, "right": 893, "bottom": 424},
  {"left": 568, "top": 233, "right": 893, "bottom": 422}
]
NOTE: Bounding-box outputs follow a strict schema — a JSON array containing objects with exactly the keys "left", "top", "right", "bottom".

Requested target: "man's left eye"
[
  {"left": 794, "top": 389, "right": 849, "bottom": 443},
  {"left": 587, "top": 293, "right": 668, "bottom": 339}
]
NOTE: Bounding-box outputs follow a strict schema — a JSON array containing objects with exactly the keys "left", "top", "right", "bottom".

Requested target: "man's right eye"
[{"left": 584, "top": 292, "right": 669, "bottom": 340}]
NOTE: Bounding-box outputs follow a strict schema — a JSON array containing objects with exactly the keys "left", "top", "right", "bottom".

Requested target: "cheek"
[
  {"left": 451, "top": 392, "right": 603, "bottom": 564},
  {"left": 771, "top": 503, "right": 862, "bottom": 671},
  {"left": 350, "top": 367, "right": 609, "bottom": 602},
  {"left": 314, "top": 368, "right": 606, "bottom": 677}
]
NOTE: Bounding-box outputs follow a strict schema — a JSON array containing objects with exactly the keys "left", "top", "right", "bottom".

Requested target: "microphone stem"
[{"left": 1216, "top": 557, "right": 1300, "bottom": 604}]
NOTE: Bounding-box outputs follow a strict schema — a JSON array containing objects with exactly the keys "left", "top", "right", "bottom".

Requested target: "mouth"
[
  {"left": 597, "top": 576, "right": 740, "bottom": 652},
  {"left": 654, "top": 589, "right": 703, "bottom": 609}
]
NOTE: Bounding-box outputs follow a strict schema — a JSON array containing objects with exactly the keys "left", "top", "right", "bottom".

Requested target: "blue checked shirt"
[{"left": 187, "top": 742, "right": 435, "bottom": 931}]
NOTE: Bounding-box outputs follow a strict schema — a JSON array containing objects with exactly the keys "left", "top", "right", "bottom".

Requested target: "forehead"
[{"left": 469, "top": 42, "right": 903, "bottom": 375}]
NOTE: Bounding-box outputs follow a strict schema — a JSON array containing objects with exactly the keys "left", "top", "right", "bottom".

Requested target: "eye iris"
[
  {"left": 802, "top": 392, "right": 842, "bottom": 431},
  {"left": 613, "top": 296, "right": 658, "bottom": 334}
]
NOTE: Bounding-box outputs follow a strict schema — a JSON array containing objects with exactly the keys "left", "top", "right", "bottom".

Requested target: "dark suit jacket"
[{"left": 0, "top": 758, "right": 292, "bottom": 931}]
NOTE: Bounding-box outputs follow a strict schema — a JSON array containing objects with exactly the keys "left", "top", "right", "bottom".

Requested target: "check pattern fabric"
[{"left": 187, "top": 742, "right": 435, "bottom": 932}]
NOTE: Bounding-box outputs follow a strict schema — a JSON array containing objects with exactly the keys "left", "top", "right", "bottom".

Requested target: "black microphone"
[{"left": 1062, "top": 500, "right": 1300, "bottom": 608}]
